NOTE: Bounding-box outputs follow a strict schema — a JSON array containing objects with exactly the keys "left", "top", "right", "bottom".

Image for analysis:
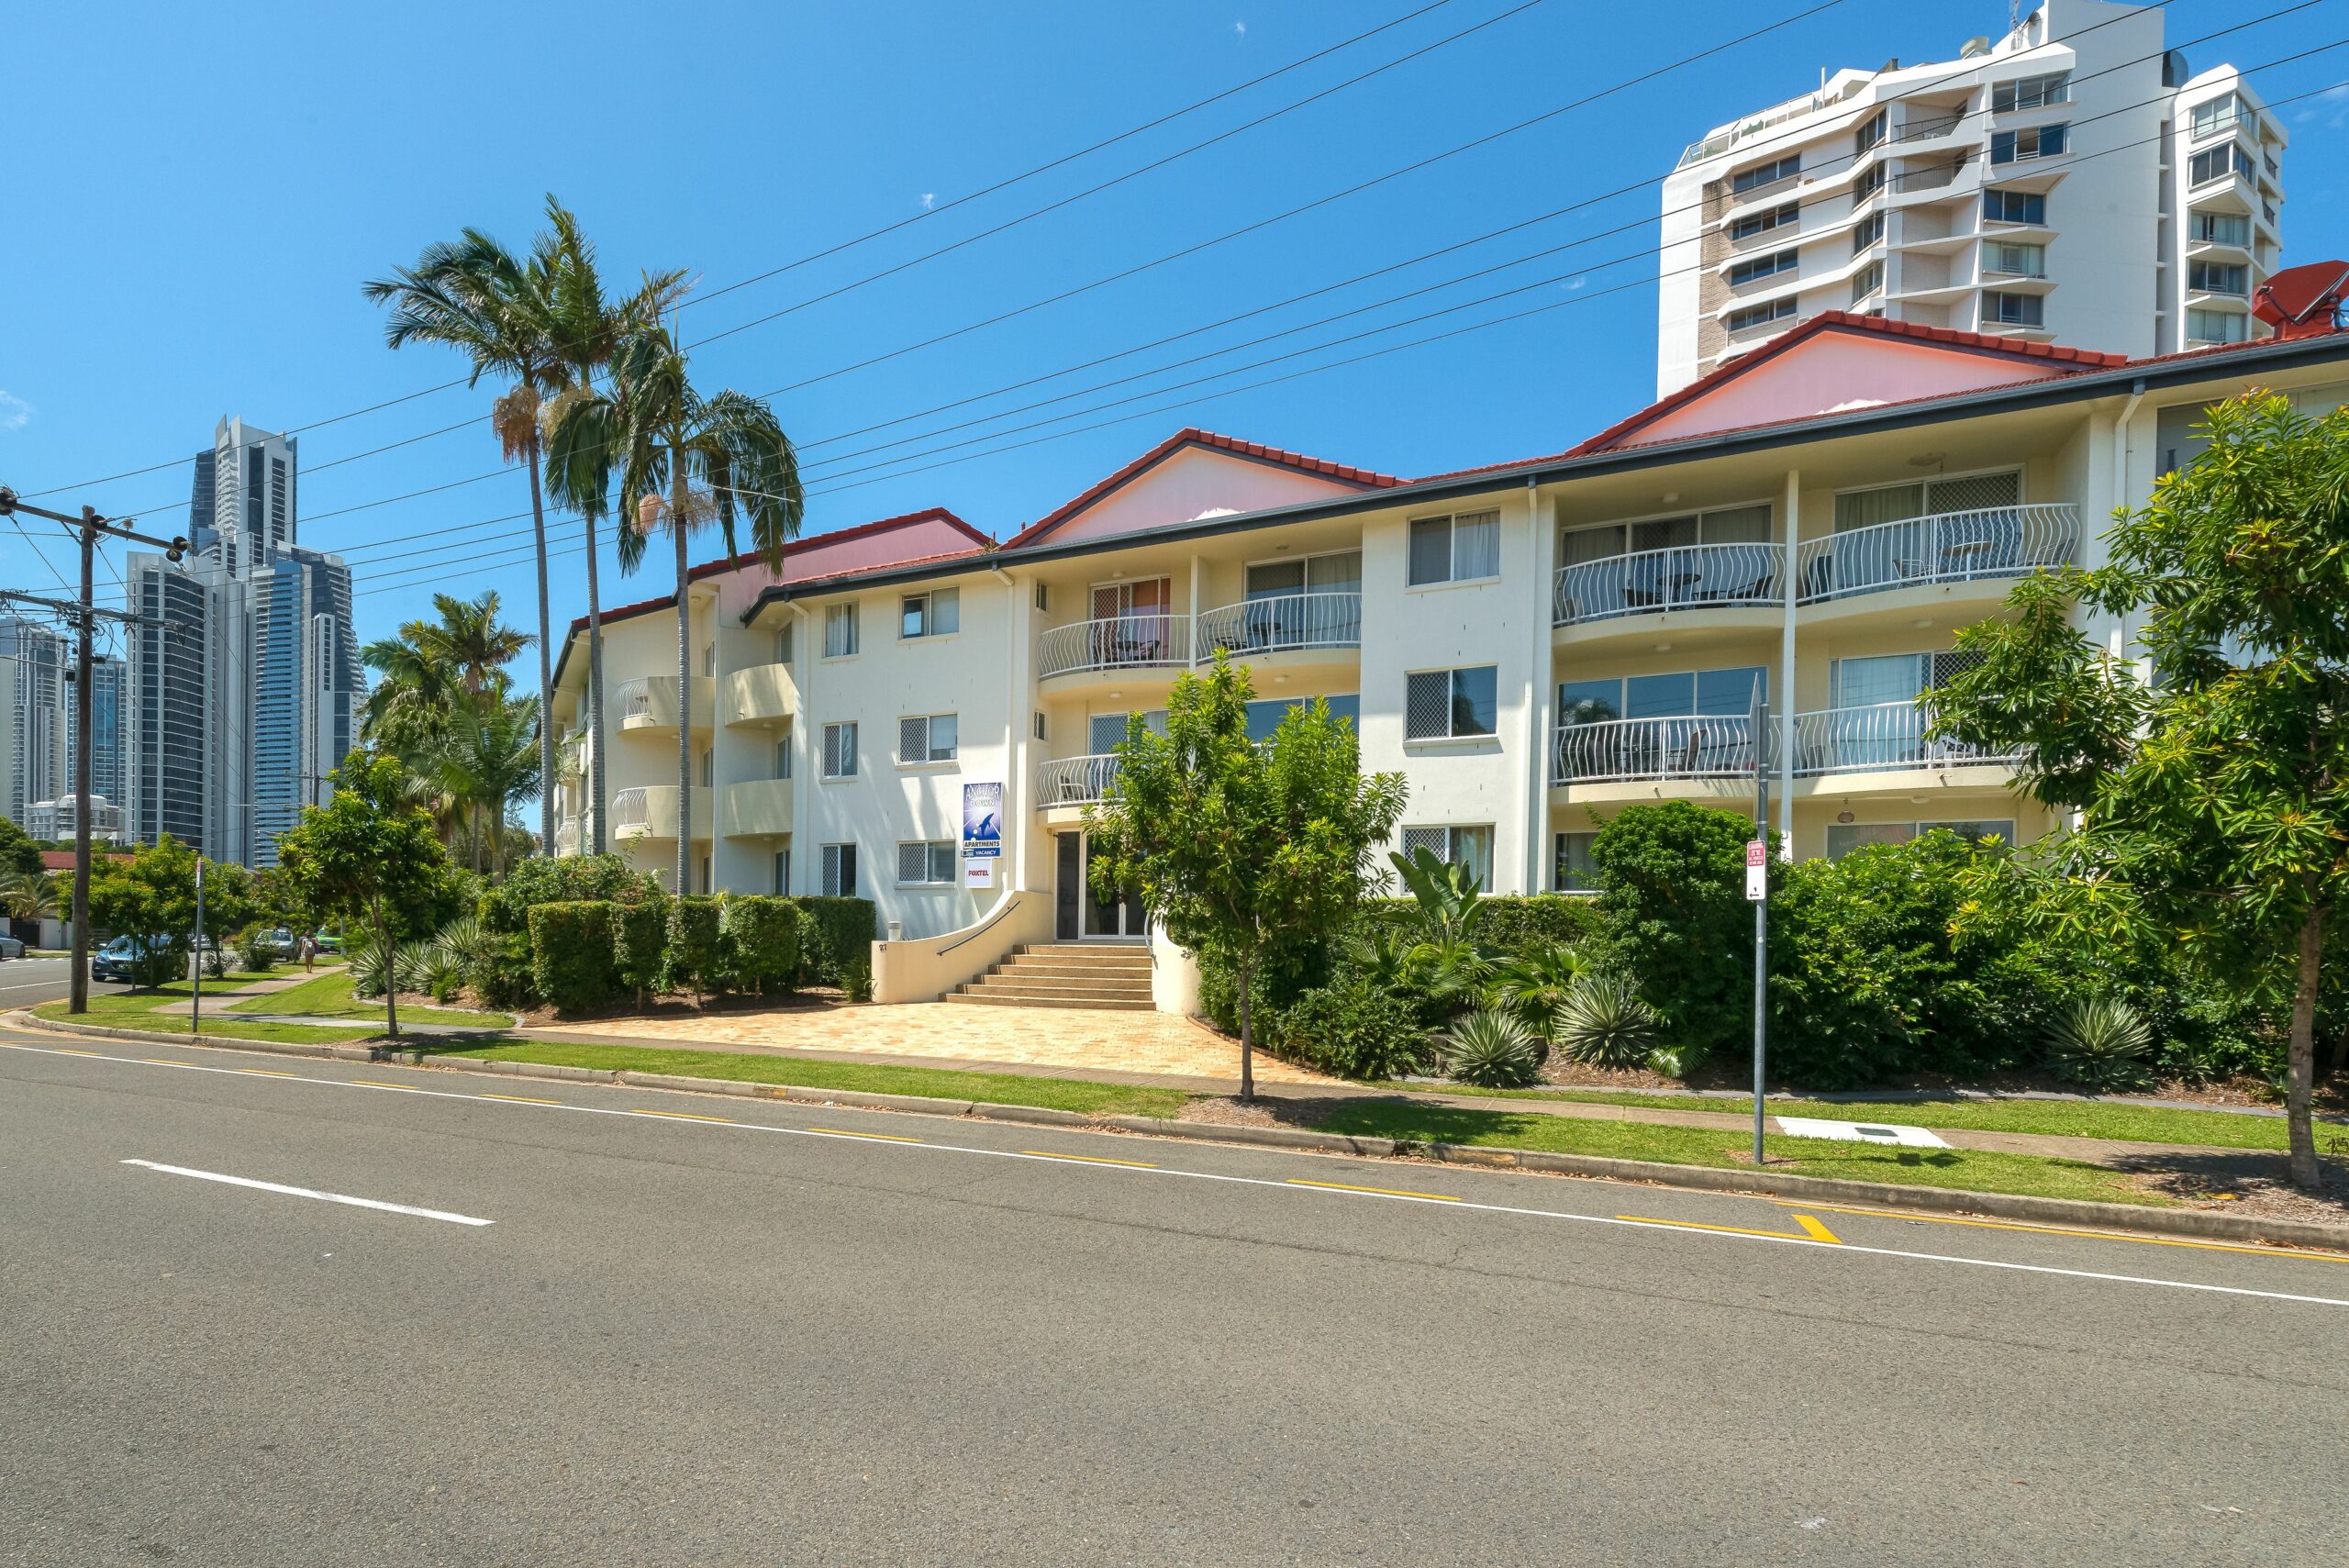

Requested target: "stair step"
[
  {"left": 966, "top": 982, "right": 1156, "bottom": 1000},
  {"left": 996, "top": 959, "right": 1151, "bottom": 977},
  {"left": 943, "top": 993, "right": 1155, "bottom": 1011},
  {"left": 1024, "top": 943, "right": 1152, "bottom": 958}
]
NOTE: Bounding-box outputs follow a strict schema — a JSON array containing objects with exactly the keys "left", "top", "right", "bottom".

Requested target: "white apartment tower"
[
  {"left": 1656, "top": 0, "right": 2287, "bottom": 396},
  {"left": 0, "top": 617, "right": 70, "bottom": 831}
]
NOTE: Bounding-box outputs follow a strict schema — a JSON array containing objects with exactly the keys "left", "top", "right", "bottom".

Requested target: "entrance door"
[{"left": 1056, "top": 829, "right": 1146, "bottom": 940}]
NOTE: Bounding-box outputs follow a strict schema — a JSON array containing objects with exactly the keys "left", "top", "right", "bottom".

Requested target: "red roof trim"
[{"left": 1002, "top": 427, "right": 1401, "bottom": 550}]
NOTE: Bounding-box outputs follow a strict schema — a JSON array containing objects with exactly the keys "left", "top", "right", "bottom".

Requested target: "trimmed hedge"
[
  {"left": 723, "top": 895, "right": 802, "bottom": 995},
  {"left": 529, "top": 901, "right": 618, "bottom": 1015},
  {"left": 664, "top": 896, "right": 725, "bottom": 1000},
  {"left": 480, "top": 853, "right": 656, "bottom": 934},
  {"left": 613, "top": 895, "right": 671, "bottom": 1004},
  {"left": 793, "top": 896, "right": 878, "bottom": 986}
]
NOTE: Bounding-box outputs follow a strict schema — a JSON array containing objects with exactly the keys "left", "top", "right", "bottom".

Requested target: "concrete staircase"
[{"left": 946, "top": 942, "right": 1154, "bottom": 1011}]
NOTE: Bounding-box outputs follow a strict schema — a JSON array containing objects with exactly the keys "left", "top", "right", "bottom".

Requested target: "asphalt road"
[
  {"left": 3, "top": 1018, "right": 2344, "bottom": 1567},
  {"left": 0, "top": 956, "right": 128, "bottom": 1012}
]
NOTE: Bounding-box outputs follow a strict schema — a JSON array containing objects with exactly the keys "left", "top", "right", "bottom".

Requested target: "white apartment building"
[
  {"left": 26, "top": 793, "right": 126, "bottom": 844},
  {"left": 0, "top": 617, "right": 69, "bottom": 832},
  {"left": 1657, "top": 0, "right": 2286, "bottom": 396},
  {"left": 550, "top": 304, "right": 2349, "bottom": 1005}
]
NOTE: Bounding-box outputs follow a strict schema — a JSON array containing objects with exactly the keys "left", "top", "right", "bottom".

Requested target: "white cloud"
[
  {"left": 0, "top": 392, "right": 30, "bottom": 430},
  {"left": 1563, "top": 277, "right": 1586, "bottom": 292},
  {"left": 1234, "top": 19, "right": 1246, "bottom": 38},
  {"left": 921, "top": 192, "right": 935, "bottom": 209},
  {"left": 2295, "top": 82, "right": 2349, "bottom": 130}
]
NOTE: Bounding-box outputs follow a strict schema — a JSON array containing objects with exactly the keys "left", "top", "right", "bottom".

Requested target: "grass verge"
[
  {"left": 422, "top": 1038, "right": 1191, "bottom": 1119},
  {"left": 224, "top": 971, "right": 511, "bottom": 1029},
  {"left": 1307, "top": 1100, "right": 2175, "bottom": 1208},
  {"left": 32, "top": 994, "right": 377, "bottom": 1046}
]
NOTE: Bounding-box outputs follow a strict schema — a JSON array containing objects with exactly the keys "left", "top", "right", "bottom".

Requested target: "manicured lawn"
[
  {"left": 1308, "top": 1100, "right": 2176, "bottom": 1208},
  {"left": 1402, "top": 1084, "right": 2318, "bottom": 1152},
  {"left": 32, "top": 993, "right": 376, "bottom": 1046},
  {"left": 426, "top": 1039, "right": 1191, "bottom": 1119},
  {"left": 224, "top": 971, "right": 511, "bottom": 1029}
]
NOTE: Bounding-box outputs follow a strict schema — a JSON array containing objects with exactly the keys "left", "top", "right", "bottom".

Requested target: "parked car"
[
  {"left": 314, "top": 932, "right": 343, "bottom": 954},
  {"left": 0, "top": 935, "right": 24, "bottom": 960},
  {"left": 91, "top": 935, "right": 154, "bottom": 983},
  {"left": 266, "top": 927, "right": 295, "bottom": 959}
]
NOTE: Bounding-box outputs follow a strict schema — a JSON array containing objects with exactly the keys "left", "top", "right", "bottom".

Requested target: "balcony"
[
  {"left": 1196, "top": 593, "right": 1361, "bottom": 661},
  {"left": 1552, "top": 715, "right": 1768, "bottom": 785},
  {"left": 721, "top": 777, "right": 794, "bottom": 838},
  {"left": 1554, "top": 542, "right": 1783, "bottom": 628},
  {"left": 615, "top": 674, "right": 716, "bottom": 734},
  {"left": 1895, "top": 112, "right": 1964, "bottom": 144},
  {"left": 1037, "top": 754, "right": 1121, "bottom": 809},
  {"left": 719, "top": 662, "right": 797, "bottom": 727},
  {"left": 1791, "top": 702, "right": 2019, "bottom": 776},
  {"left": 1038, "top": 613, "right": 1192, "bottom": 682},
  {"left": 612, "top": 784, "right": 714, "bottom": 842},
  {"left": 552, "top": 816, "right": 582, "bottom": 856},
  {"left": 1795, "top": 504, "right": 2078, "bottom": 604}
]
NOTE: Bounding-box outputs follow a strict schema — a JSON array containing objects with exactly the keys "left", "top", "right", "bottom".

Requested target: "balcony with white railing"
[
  {"left": 1036, "top": 754, "right": 1122, "bottom": 810},
  {"left": 614, "top": 674, "right": 717, "bottom": 733},
  {"left": 1791, "top": 701, "right": 2019, "bottom": 776},
  {"left": 1553, "top": 542, "right": 1784, "bottom": 628},
  {"left": 1551, "top": 715, "right": 1769, "bottom": 786},
  {"left": 611, "top": 784, "right": 715, "bottom": 842},
  {"left": 1195, "top": 593, "right": 1361, "bottom": 662},
  {"left": 552, "top": 816, "right": 583, "bottom": 856},
  {"left": 1795, "top": 504, "right": 2078, "bottom": 605},
  {"left": 1037, "top": 614, "right": 1192, "bottom": 682}
]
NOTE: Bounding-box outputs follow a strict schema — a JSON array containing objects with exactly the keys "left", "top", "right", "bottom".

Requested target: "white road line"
[
  {"left": 119, "top": 1159, "right": 494, "bottom": 1227},
  {"left": 9, "top": 1042, "right": 2343, "bottom": 1307}
]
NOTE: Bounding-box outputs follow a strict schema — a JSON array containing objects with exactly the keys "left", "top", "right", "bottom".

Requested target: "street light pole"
[{"left": 1749, "top": 675, "right": 1770, "bottom": 1169}]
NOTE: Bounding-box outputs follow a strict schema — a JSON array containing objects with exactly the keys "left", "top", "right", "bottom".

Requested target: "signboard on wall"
[{"left": 963, "top": 781, "right": 1003, "bottom": 890}]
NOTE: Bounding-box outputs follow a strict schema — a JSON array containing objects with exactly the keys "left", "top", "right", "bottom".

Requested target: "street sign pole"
[
  {"left": 1748, "top": 677, "right": 1769, "bottom": 1168},
  {"left": 191, "top": 853, "right": 205, "bottom": 1038}
]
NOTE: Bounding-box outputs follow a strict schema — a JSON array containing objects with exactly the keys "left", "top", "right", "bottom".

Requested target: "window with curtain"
[
  {"left": 824, "top": 603, "right": 858, "bottom": 658},
  {"left": 1406, "top": 512, "right": 1499, "bottom": 586},
  {"left": 821, "top": 721, "right": 858, "bottom": 779},
  {"left": 1088, "top": 710, "right": 1167, "bottom": 753},
  {"left": 1553, "top": 831, "right": 1599, "bottom": 892},
  {"left": 1401, "top": 824, "right": 1495, "bottom": 885}
]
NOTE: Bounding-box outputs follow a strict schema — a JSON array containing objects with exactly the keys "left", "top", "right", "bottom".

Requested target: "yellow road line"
[
  {"left": 237, "top": 1069, "right": 300, "bottom": 1078},
  {"left": 139, "top": 1058, "right": 188, "bottom": 1066},
  {"left": 1621, "top": 1213, "right": 1841, "bottom": 1242},
  {"left": 634, "top": 1108, "right": 732, "bottom": 1124},
  {"left": 811, "top": 1126, "right": 922, "bottom": 1143},
  {"left": 480, "top": 1093, "right": 560, "bottom": 1106},
  {"left": 1769, "top": 1198, "right": 2349, "bottom": 1262},
  {"left": 351, "top": 1080, "right": 426, "bottom": 1091},
  {"left": 1792, "top": 1214, "right": 1843, "bottom": 1244},
  {"left": 54, "top": 1048, "right": 102, "bottom": 1057},
  {"left": 1021, "top": 1150, "right": 1158, "bottom": 1169},
  {"left": 1290, "top": 1178, "right": 1458, "bottom": 1202}
]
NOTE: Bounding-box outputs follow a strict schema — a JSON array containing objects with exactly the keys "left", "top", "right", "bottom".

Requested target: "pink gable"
[
  {"left": 1042, "top": 444, "right": 1369, "bottom": 545},
  {"left": 1627, "top": 331, "right": 2077, "bottom": 446},
  {"left": 779, "top": 512, "right": 984, "bottom": 581}
]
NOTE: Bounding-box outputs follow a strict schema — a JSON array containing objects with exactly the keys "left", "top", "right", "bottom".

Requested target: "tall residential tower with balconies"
[{"left": 1656, "top": 0, "right": 2286, "bottom": 396}]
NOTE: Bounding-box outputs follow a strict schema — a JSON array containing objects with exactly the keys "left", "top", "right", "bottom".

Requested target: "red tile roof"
[{"left": 1002, "top": 427, "right": 1402, "bottom": 550}]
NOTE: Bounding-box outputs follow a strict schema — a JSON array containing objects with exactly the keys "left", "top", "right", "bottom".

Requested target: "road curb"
[{"left": 15, "top": 1011, "right": 2345, "bottom": 1252}]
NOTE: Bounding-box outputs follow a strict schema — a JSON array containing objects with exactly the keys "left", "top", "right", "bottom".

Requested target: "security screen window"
[
  {"left": 1400, "top": 824, "right": 1495, "bottom": 886},
  {"left": 898, "top": 712, "right": 959, "bottom": 763},
  {"left": 896, "top": 840, "right": 956, "bottom": 885},
  {"left": 820, "top": 842, "right": 857, "bottom": 896},
  {"left": 1404, "top": 666, "right": 1497, "bottom": 740}
]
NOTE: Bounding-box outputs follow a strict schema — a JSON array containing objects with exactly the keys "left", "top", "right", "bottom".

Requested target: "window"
[
  {"left": 1850, "top": 261, "right": 1884, "bottom": 306},
  {"left": 1854, "top": 108, "right": 1887, "bottom": 156},
  {"left": 2189, "top": 93, "right": 2244, "bottom": 140},
  {"left": 1990, "top": 123, "right": 2066, "bottom": 163},
  {"left": 699, "top": 856, "right": 711, "bottom": 895},
  {"left": 1406, "top": 510, "right": 1500, "bottom": 586},
  {"left": 1244, "top": 693, "right": 1360, "bottom": 741},
  {"left": 1991, "top": 71, "right": 2070, "bottom": 113},
  {"left": 2189, "top": 143, "right": 2252, "bottom": 187},
  {"left": 1400, "top": 825, "right": 1495, "bottom": 886},
  {"left": 1033, "top": 710, "right": 1048, "bottom": 742},
  {"left": 1088, "top": 709, "right": 1166, "bottom": 752},
  {"left": 1984, "top": 240, "right": 2046, "bottom": 278},
  {"left": 1982, "top": 187, "right": 2046, "bottom": 225},
  {"left": 897, "top": 840, "right": 957, "bottom": 886},
  {"left": 774, "top": 733, "right": 792, "bottom": 778},
  {"left": 1983, "top": 291, "right": 2044, "bottom": 327},
  {"left": 1559, "top": 666, "right": 1765, "bottom": 726},
  {"left": 1827, "top": 819, "right": 2015, "bottom": 858},
  {"left": 1244, "top": 549, "right": 1361, "bottom": 599},
  {"left": 1851, "top": 211, "right": 1885, "bottom": 255},
  {"left": 1558, "top": 502, "right": 1771, "bottom": 580},
  {"left": 820, "top": 842, "right": 857, "bottom": 897},
  {"left": 1726, "top": 298, "right": 1797, "bottom": 333},
  {"left": 1853, "top": 161, "right": 1886, "bottom": 203},
  {"left": 698, "top": 747, "right": 713, "bottom": 787},
  {"left": 1553, "top": 830, "right": 1598, "bottom": 893},
  {"left": 2188, "top": 260, "right": 2248, "bottom": 296},
  {"left": 701, "top": 642, "right": 718, "bottom": 676},
  {"left": 2187, "top": 307, "right": 2249, "bottom": 344},
  {"left": 1405, "top": 666, "right": 1497, "bottom": 740},
  {"left": 1033, "top": 583, "right": 1051, "bottom": 612},
  {"left": 898, "top": 712, "right": 959, "bottom": 763},
  {"left": 1731, "top": 153, "right": 1798, "bottom": 195},
  {"left": 773, "top": 848, "right": 791, "bottom": 894},
  {"left": 2189, "top": 211, "right": 2251, "bottom": 246},
  {"left": 1728, "top": 202, "right": 1798, "bottom": 242},
  {"left": 821, "top": 720, "right": 857, "bottom": 779},
  {"left": 823, "top": 602, "right": 859, "bottom": 658},
  {"left": 773, "top": 621, "right": 795, "bottom": 664},
  {"left": 1728, "top": 248, "right": 1797, "bottom": 287},
  {"left": 900, "top": 585, "right": 960, "bottom": 639}
]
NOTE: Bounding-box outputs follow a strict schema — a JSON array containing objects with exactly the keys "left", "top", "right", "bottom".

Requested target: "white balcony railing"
[
  {"left": 1553, "top": 542, "right": 1784, "bottom": 626},
  {"left": 1791, "top": 701, "right": 2019, "bottom": 775},
  {"left": 1896, "top": 112, "right": 1964, "bottom": 143},
  {"left": 552, "top": 817, "right": 582, "bottom": 856},
  {"left": 1795, "top": 504, "right": 2079, "bottom": 603},
  {"left": 1551, "top": 716, "right": 1769, "bottom": 784},
  {"left": 1196, "top": 593, "right": 1362, "bottom": 659},
  {"left": 612, "top": 787, "right": 651, "bottom": 833},
  {"left": 1036, "top": 754, "right": 1122, "bottom": 809},
  {"left": 1038, "top": 614, "right": 1192, "bottom": 679}
]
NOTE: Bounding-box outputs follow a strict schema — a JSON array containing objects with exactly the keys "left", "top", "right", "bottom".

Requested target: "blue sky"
[{"left": 5, "top": 0, "right": 2344, "bottom": 654}]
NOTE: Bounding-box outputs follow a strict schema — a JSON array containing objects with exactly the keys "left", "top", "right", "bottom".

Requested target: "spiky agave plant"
[
  {"left": 2043, "top": 995, "right": 2154, "bottom": 1091},
  {"left": 1442, "top": 1009, "right": 1542, "bottom": 1089},
  {"left": 1553, "top": 973, "right": 1662, "bottom": 1069}
]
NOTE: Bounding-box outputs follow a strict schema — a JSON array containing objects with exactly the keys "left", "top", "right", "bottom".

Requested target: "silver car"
[{"left": 0, "top": 935, "right": 24, "bottom": 960}]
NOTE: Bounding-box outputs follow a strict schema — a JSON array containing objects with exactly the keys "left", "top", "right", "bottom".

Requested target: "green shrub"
[
  {"left": 233, "top": 924, "right": 275, "bottom": 974},
  {"left": 1474, "top": 895, "right": 1605, "bottom": 952},
  {"left": 529, "top": 901, "right": 619, "bottom": 1015},
  {"left": 1442, "top": 1009, "right": 1542, "bottom": 1088},
  {"left": 2044, "top": 996, "right": 2154, "bottom": 1091},
  {"left": 1278, "top": 973, "right": 1431, "bottom": 1079},
  {"left": 1645, "top": 1041, "right": 1708, "bottom": 1080},
  {"left": 1587, "top": 803, "right": 1765, "bottom": 1053},
  {"left": 792, "top": 896, "right": 878, "bottom": 986},
  {"left": 841, "top": 960, "right": 874, "bottom": 1004},
  {"left": 201, "top": 940, "right": 229, "bottom": 981},
  {"left": 478, "top": 854, "right": 658, "bottom": 935},
  {"left": 1485, "top": 940, "right": 1588, "bottom": 1056},
  {"left": 722, "top": 895, "right": 802, "bottom": 995},
  {"left": 1553, "top": 973, "right": 1662, "bottom": 1069},
  {"left": 613, "top": 895, "right": 670, "bottom": 1005},
  {"left": 665, "top": 895, "right": 726, "bottom": 1001},
  {"left": 470, "top": 932, "right": 535, "bottom": 1008}
]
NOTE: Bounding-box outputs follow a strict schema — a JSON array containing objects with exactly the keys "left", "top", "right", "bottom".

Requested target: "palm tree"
[
  {"left": 427, "top": 695, "right": 542, "bottom": 876},
  {"left": 357, "top": 634, "right": 454, "bottom": 755},
  {"left": 362, "top": 229, "right": 566, "bottom": 859},
  {"left": 408, "top": 590, "right": 529, "bottom": 699},
  {"left": 546, "top": 324, "right": 803, "bottom": 892},
  {"left": 0, "top": 869, "right": 57, "bottom": 923},
  {"left": 539, "top": 200, "right": 685, "bottom": 858}
]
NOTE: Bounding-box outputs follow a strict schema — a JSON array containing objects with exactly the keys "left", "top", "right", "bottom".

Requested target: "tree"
[
  {"left": 359, "top": 593, "right": 535, "bottom": 863},
  {"left": 545, "top": 324, "right": 803, "bottom": 893},
  {"left": 0, "top": 816, "right": 44, "bottom": 878},
  {"left": 364, "top": 227, "right": 568, "bottom": 859},
  {"left": 0, "top": 868, "right": 58, "bottom": 925},
  {"left": 424, "top": 694, "right": 542, "bottom": 876},
  {"left": 276, "top": 753, "right": 454, "bottom": 1040},
  {"left": 1085, "top": 655, "right": 1406, "bottom": 1098},
  {"left": 1928, "top": 393, "right": 2349, "bottom": 1189},
  {"left": 1586, "top": 802, "right": 1775, "bottom": 1058},
  {"left": 83, "top": 838, "right": 251, "bottom": 991}
]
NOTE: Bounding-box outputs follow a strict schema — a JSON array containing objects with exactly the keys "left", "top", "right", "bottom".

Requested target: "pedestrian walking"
[{"left": 300, "top": 933, "right": 316, "bottom": 973}]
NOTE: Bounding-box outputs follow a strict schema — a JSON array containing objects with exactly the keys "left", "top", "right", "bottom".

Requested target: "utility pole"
[{"left": 0, "top": 490, "right": 186, "bottom": 1013}]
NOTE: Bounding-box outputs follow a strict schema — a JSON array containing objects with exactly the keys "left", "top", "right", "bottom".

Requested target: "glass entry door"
[{"left": 1055, "top": 829, "right": 1147, "bottom": 941}]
